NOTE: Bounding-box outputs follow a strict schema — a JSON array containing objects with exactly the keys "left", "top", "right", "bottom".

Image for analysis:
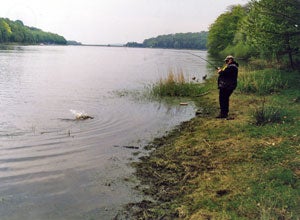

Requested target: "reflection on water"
[{"left": 0, "top": 46, "right": 209, "bottom": 220}]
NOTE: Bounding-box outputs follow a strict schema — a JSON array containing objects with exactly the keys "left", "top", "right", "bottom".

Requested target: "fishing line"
[{"left": 183, "top": 51, "right": 218, "bottom": 69}]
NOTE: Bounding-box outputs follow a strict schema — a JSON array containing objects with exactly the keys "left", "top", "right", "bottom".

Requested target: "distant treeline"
[
  {"left": 0, "top": 18, "right": 67, "bottom": 45},
  {"left": 67, "top": 40, "right": 82, "bottom": 45},
  {"left": 126, "top": 32, "right": 208, "bottom": 50}
]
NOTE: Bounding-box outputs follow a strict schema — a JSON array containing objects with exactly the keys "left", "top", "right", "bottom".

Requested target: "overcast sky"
[{"left": 1, "top": 0, "right": 248, "bottom": 44}]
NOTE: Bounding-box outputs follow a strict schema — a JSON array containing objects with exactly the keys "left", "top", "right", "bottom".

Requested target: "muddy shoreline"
[{"left": 115, "top": 95, "right": 217, "bottom": 219}]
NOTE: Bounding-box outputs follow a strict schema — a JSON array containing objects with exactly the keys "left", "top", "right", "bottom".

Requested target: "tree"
[
  {"left": 207, "top": 5, "right": 247, "bottom": 56},
  {"left": 244, "top": 0, "right": 300, "bottom": 68},
  {"left": 0, "top": 19, "right": 13, "bottom": 42},
  {"left": 140, "top": 32, "right": 208, "bottom": 50},
  {"left": 0, "top": 17, "right": 67, "bottom": 45},
  {"left": 125, "top": 42, "right": 143, "bottom": 47}
]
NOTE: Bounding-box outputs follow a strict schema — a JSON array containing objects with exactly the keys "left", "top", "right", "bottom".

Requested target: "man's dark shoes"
[{"left": 216, "top": 114, "right": 228, "bottom": 119}]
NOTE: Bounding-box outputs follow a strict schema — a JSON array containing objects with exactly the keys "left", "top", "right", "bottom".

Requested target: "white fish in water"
[{"left": 70, "top": 109, "right": 94, "bottom": 120}]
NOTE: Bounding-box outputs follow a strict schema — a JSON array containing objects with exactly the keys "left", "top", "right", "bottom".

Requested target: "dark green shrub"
[{"left": 252, "top": 105, "right": 287, "bottom": 126}]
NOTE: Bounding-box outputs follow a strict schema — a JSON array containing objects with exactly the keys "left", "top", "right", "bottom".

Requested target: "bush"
[{"left": 252, "top": 104, "right": 288, "bottom": 126}]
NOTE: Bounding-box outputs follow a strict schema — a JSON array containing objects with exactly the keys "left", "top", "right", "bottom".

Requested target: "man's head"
[{"left": 224, "top": 55, "right": 234, "bottom": 64}]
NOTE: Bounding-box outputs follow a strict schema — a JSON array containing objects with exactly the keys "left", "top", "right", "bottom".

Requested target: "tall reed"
[{"left": 151, "top": 69, "right": 207, "bottom": 97}]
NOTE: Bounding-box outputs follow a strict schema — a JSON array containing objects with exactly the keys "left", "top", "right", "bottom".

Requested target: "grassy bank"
[{"left": 124, "top": 68, "right": 300, "bottom": 219}]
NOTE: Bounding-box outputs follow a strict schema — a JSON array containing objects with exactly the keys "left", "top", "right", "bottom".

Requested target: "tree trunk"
[
  {"left": 285, "top": 34, "right": 294, "bottom": 70},
  {"left": 288, "top": 50, "right": 294, "bottom": 70}
]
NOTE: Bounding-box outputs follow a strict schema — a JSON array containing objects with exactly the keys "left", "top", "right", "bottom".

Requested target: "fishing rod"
[{"left": 184, "top": 52, "right": 219, "bottom": 70}]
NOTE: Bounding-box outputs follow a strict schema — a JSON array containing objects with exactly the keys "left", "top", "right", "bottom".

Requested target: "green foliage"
[
  {"left": 0, "top": 20, "right": 12, "bottom": 42},
  {"left": 207, "top": 5, "right": 248, "bottom": 56},
  {"left": 237, "top": 69, "right": 288, "bottom": 95},
  {"left": 221, "top": 41, "right": 257, "bottom": 59},
  {"left": 150, "top": 70, "right": 207, "bottom": 97},
  {"left": 208, "top": 0, "right": 300, "bottom": 68},
  {"left": 243, "top": 0, "right": 300, "bottom": 68},
  {"left": 0, "top": 18, "right": 67, "bottom": 45},
  {"left": 126, "top": 32, "right": 208, "bottom": 50}
]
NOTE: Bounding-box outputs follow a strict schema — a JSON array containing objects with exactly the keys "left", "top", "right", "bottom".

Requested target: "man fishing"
[{"left": 216, "top": 55, "right": 238, "bottom": 119}]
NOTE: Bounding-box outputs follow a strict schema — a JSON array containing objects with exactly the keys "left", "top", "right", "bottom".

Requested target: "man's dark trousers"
[{"left": 219, "top": 88, "right": 234, "bottom": 117}]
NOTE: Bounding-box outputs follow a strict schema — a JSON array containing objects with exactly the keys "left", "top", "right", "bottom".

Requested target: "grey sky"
[{"left": 1, "top": 0, "right": 248, "bottom": 44}]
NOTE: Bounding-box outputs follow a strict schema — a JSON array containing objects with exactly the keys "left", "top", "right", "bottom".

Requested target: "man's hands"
[{"left": 217, "top": 67, "right": 222, "bottom": 73}]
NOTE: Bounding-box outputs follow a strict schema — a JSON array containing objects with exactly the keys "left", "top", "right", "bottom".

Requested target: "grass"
[
  {"left": 237, "top": 68, "right": 288, "bottom": 95},
  {"left": 150, "top": 69, "right": 208, "bottom": 97},
  {"left": 123, "top": 67, "right": 300, "bottom": 219}
]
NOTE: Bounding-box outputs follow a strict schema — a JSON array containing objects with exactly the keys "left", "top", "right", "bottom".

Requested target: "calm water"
[{"left": 0, "top": 46, "right": 209, "bottom": 220}]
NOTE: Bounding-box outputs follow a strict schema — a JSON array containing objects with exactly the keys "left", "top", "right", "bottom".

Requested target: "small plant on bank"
[
  {"left": 252, "top": 101, "right": 288, "bottom": 126},
  {"left": 150, "top": 70, "right": 207, "bottom": 97}
]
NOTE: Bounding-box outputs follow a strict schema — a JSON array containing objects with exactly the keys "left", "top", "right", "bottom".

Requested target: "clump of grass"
[
  {"left": 238, "top": 69, "right": 288, "bottom": 95},
  {"left": 151, "top": 69, "right": 207, "bottom": 97},
  {"left": 252, "top": 101, "right": 288, "bottom": 126}
]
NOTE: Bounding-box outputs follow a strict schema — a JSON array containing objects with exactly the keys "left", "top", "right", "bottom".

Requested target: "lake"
[{"left": 0, "top": 46, "right": 209, "bottom": 220}]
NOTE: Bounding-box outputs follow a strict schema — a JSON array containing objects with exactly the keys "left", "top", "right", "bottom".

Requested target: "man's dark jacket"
[{"left": 218, "top": 61, "right": 239, "bottom": 90}]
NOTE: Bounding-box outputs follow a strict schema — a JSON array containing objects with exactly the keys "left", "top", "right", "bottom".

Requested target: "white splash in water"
[{"left": 70, "top": 109, "right": 93, "bottom": 120}]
